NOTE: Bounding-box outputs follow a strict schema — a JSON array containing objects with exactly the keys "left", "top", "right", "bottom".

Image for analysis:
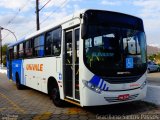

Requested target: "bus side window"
[
  {"left": 75, "top": 29, "right": 79, "bottom": 64},
  {"left": 52, "top": 28, "right": 61, "bottom": 56},
  {"left": 45, "top": 27, "right": 62, "bottom": 56},
  {"left": 45, "top": 31, "right": 53, "bottom": 56},
  {"left": 66, "top": 31, "right": 72, "bottom": 64},
  {"left": 13, "top": 46, "right": 18, "bottom": 59},
  {"left": 9, "top": 48, "right": 13, "bottom": 60},
  {"left": 19, "top": 43, "right": 24, "bottom": 58},
  {"left": 25, "top": 40, "right": 33, "bottom": 57},
  {"left": 34, "top": 35, "right": 44, "bottom": 57}
]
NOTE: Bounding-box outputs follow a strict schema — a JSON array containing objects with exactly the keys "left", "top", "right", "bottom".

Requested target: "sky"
[{"left": 0, "top": 0, "right": 160, "bottom": 47}]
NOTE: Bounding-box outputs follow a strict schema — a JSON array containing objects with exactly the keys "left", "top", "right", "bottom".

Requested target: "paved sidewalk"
[
  {"left": 143, "top": 85, "right": 160, "bottom": 105},
  {"left": 0, "top": 68, "right": 7, "bottom": 74},
  {"left": 0, "top": 73, "right": 160, "bottom": 120},
  {"left": 147, "top": 72, "right": 160, "bottom": 86}
]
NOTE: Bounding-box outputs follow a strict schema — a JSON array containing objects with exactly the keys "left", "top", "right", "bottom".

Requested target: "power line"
[
  {"left": 36, "top": 0, "right": 52, "bottom": 30},
  {"left": 36, "top": 0, "right": 57, "bottom": 30},
  {"left": 2, "top": 0, "right": 31, "bottom": 40},
  {"left": 20, "top": 0, "right": 68, "bottom": 38},
  {"left": 39, "top": 0, "right": 52, "bottom": 11},
  {"left": 2, "top": 29, "right": 14, "bottom": 41},
  {"left": 5, "top": 0, "right": 31, "bottom": 28},
  {"left": 40, "top": 0, "right": 68, "bottom": 24}
]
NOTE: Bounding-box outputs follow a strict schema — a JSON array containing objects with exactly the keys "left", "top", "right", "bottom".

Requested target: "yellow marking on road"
[
  {"left": 0, "top": 108, "right": 7, "bottom": 112},
  {"left": 0, "top": 107, "right": 24, "bottom": 112},
  {"left": 67, "top": 108, "right": 82, "bottom": 115},
  {"left": 32, "top": 112, "right": 52, "bottom": 120},
  {"left": 0, "top": 92, "right": 26, "bottom": 113}
]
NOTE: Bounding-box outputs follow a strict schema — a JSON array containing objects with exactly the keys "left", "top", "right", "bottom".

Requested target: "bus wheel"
[
  {"left": 16, "top": 73, "right": 24, "bottom": 90},
  {"left": 51, "top": 85, "right": 64, "bottom": 107}
]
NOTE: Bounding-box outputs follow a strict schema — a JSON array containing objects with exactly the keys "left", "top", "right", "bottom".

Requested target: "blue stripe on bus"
[
  {"left": 90, "top": 76, "right": 101, "bottom": 86},
  {"left": 12, "top": 59, "right": 25, "bottom": 85},
  {"left": 100, "top": 80, "right": 104, "bottom": 89},
  {"left": 89, "top": 75, "right": 109, "bottom": 91}
]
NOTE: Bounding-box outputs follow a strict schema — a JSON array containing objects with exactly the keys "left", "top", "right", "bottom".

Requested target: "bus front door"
[{"left": 64, "top": 28, "right": 80, "bottom": 101}]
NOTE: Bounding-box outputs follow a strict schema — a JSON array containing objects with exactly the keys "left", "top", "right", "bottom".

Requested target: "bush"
[{"left": 2, "top": 56, "right": 6, "bottom": 67}]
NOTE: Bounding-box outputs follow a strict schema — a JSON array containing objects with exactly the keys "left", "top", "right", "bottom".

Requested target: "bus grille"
[
  {"left": 102, "top": 76, "right": 141, "bottom": 84},
  {"left": 104, "top": 94, "right": 139, "bottom": 103}
]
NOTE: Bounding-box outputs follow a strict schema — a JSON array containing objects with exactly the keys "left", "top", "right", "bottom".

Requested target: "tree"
[
  {"left": 148, "top": 54, "right": 156, "bottom": 61},
  {"left": 148, "top": 53, "right": 160, "bottom": 65},
  {"left": 2, "top": 44, "right": 8, "bottom": 66},
  {"left": 2, "top": 44, "right": 7, "bottom": 55}
]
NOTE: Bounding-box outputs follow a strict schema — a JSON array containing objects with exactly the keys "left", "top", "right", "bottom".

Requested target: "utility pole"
[
  {"left": 0, "top": 27, "right": 2, "bottom": 65},
  {"left": 36, "top": 0, "right": 40, "bottom": 30}
]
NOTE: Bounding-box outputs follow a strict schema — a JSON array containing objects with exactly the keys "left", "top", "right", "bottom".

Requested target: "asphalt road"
[
  {"left": 0, "top": 73, "right": 160, "bottom": 120},
  {"left": 147, "top": 72, "right": 160, "bottom": 86}
]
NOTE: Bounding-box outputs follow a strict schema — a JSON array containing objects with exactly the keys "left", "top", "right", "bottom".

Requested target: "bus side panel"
[
  {"left": 12, "top": 59, "right": 23, "bottom": 83},
  {"left": 23, "top": 57, "right": 62, "bottom": 94}
]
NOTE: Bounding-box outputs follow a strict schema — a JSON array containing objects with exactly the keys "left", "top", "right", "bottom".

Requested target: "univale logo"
[{"left": 26, "top": 64, "right": 43, "bottom": 71}]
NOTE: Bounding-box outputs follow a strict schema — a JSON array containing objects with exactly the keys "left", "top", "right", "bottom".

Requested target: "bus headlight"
[
  {"left": 140, "top": 81, "right": 147, "bottom": 89},
  {"left": 83, "top": 80, "right": 102, "bottom": 94}
]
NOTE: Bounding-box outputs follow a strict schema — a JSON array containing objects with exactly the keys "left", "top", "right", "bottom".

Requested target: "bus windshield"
[{"left": 84, "top": 26, "right": 147, "bottom": 77}]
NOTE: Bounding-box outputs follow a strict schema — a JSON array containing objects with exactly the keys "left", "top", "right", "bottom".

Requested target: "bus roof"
[
  {"left": 8, "top": 9, "right": 85, "bottom": 48},
  {"left": 8, "top": 9, "right": 142, "bottom": 48}
]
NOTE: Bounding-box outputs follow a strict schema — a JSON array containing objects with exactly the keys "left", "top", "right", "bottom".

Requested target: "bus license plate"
[{"left": 118, "top": 94, "right": 129, "bottom": 100}]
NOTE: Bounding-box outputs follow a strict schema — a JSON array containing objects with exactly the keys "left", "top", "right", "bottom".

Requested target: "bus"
[{"left": 7, "top": 9, "right": 147, "bottom": 107}]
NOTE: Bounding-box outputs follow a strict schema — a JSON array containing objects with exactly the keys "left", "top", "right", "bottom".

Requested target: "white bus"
[{"left": 7, "top": 9, "right": 147, "bottom": 107}]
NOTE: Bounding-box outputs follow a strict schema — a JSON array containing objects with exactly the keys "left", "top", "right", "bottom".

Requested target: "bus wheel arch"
[
  {"left": 15, "top": 72, "right": 24, "bottom": 90},
  {"left": 47, "top": 77, "right": 64, "bottom": 107}
]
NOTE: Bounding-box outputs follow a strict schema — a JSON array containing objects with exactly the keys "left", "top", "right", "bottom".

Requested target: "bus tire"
[
  {"left": 51, "top": 85, "right": 64, "bottom": 107},
  {"left": 16, "top": 73, "right": 24, "bottom": 90}
]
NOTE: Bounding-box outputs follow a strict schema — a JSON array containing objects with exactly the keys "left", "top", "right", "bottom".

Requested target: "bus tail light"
[{"left": 83, "top": 80, "right": 102, "bottom": 94}]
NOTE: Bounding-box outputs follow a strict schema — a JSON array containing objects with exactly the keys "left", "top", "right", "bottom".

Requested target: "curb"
[{"left": 143, "top": 85, "right": 160, "bottom": 105}]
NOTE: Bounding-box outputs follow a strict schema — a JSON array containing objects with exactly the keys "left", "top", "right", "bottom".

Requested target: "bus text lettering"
[{"left": 26, "top": 64, "right": 43, "bottom": 71}]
